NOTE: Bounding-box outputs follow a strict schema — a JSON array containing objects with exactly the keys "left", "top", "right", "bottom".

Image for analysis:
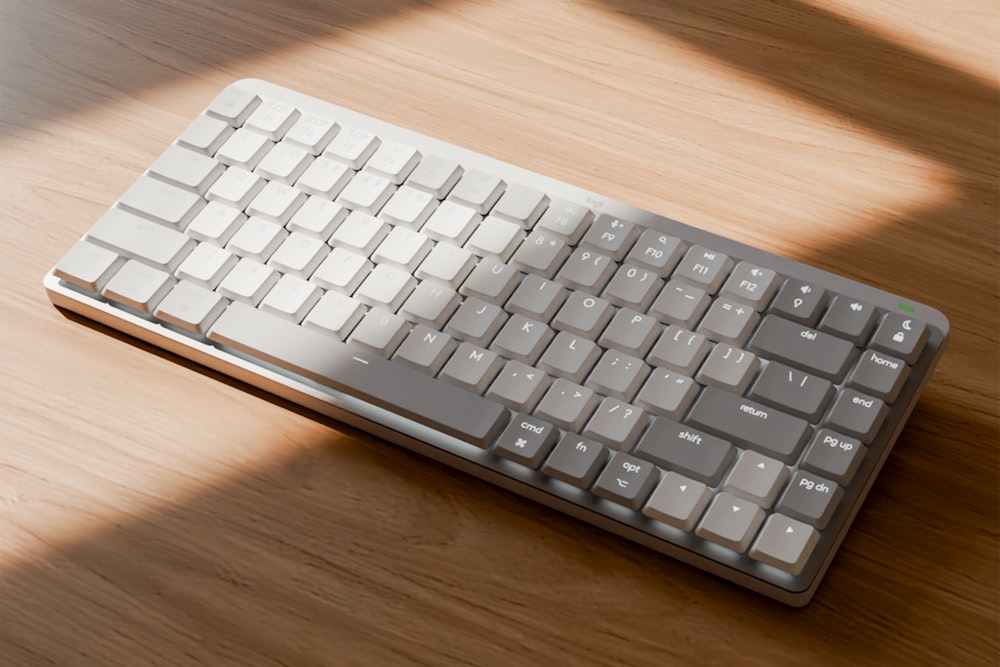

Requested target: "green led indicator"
[{"left": 898, "top": 303, "right": 915, "bottom": 313}]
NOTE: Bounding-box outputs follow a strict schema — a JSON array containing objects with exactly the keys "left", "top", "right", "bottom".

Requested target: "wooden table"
[{"left": 2, "top": 1, "right": 997, "bottom": 664}]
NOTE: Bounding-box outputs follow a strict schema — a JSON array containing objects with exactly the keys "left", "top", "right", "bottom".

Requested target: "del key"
[{"left": 748, "top": 315, "right": 858, "bottom": 382}]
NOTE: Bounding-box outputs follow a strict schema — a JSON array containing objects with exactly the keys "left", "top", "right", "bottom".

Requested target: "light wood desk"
[{"left": 2, "top": 0, "right": 997, "bottom": 664}]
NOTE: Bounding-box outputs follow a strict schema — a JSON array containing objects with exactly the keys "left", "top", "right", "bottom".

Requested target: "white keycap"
[
  {"left": 178, "top": 114, "right": 233, "bottom": 155},
  {"left": 406, "top": 154, "right": 463, "bottom": 198},
  {"left": 186, "top": 202, "right": 246, "bottom": 245},
  {"left": 267, "top": 231, "right": 329, "bottom": 278},
  {"left": 118, "top": 176, "right": 205, "bottom": 229},
  {"left": 329, "top": 211, "right": 388, "bottom": 256},
  {"left": 154, "top": 280, "right": 228, "bottom": 334},
  {"left": 294, "top": 156, "right": 353, "bottom": 198},
  {"left": 206, "top": 87, "right": 261, "bottom": 126},
  {"left": 217, "top": 257, "right": 279, "bottom": 305},
  {"left": 226, "top": 217, "right": 287, "bottom": 262},
  {"left": 448, "top": 168, "right": 505, "bottom": 214},
  {"left": 174, "top": 242, "right": 237, "bottom": 288},
  {"left": 53, "top": 240, "right": 125, "bottom": 292},
  {"left": 102, "top": 259, "right": 175, "bottom": 313},
  {"left": 325, "top": 127, "right": 380, "bottom": 168},
  {"left": 254, "top": 141, "right": 311, "bottom": 184},
  {"left": 364, "top": 141, "right": 421, "bottom": 184},
  {"left": 378, "top": 186, "right": 435, "bottom": 229},
  {"left": 206, "top": 166, "right": 265, "bottom": 209},
  {"left": 302, "top": 292, "right": 366, "bottom": 340},
  {"left": 149, "top": 145, "right": 225, "bottom": 194},
  {"left": 259, "top": 274, "right": 321, "bottom": 322},
  {"left": 286, "top": 196, "right": 347, "bottom": 240},
  {"left": 371, "top": 227, "right": 433, "bottom": 273},
  {"left": 336, "top": 171, "right": 394, "bottom": 214},
  {"left": 284, "top": 113, "right": 339, "bottom": 154},
  {"left": 399, "top": 281, "right": 461, "bottom": 329},
  {"left": 415, "top": 243, "right": 476, "bottom": 289},
  {"left": 246, "top": 180, "right": 306, "bottom": 223},
  {"left": 347, "top": 308, "right": 409, "bottom": 357},
  {"left": 216, "top": 128, "right": 273, "bottom": 169},
  {"left": 87, "top": 208, "right": 196, "bottom": 271},
  {"left": 421, "top": 201, "right": 479, "bottom": 244},
  {"left": 244, "top": 99, "right": 300, "bottom": 140},
  {"left": 310, "top": 247, "right": 372, "bottom": 293},
  {"left": 464, "top": 215, "right": 523, "bottom": 261},
  {"left": 354, "top": 264, "right": 416, "bottom": 312}
]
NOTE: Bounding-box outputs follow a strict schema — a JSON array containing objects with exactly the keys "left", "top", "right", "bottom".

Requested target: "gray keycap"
[
  {"left": 207, "top": 302, "right": 508, "bottom": 447},
  {"left": 509, "top": 230, "right": 571, "bottom": 278},
  {"left": 749, "top": 514, "right": 820, "bottom": 575},
  {"left": 586, "top": 350, "right": 650, "bottom": 402},
  {"left": 695, "top": 343, "right": 760, "bottom": 394},
  {"left": 541, "top": 434, "right": 608, "bottom": 488},
  {"left": 687, "top": 387, "right": 810, "bottom": 463},
  {"left": 493, "top": 414, "right": 559, "bottom": 469},
  {"left": 445, "top": 297, "right": 507, "bottom": 346},
  {"left": 869, "top": 314, "right": 929, "bottom": 365},
  {"left": 800, "top": 429, "right": 866, "bottom": 485},
  {"left": 722, "top": 450, "right": 789, "bottom": 508},
  {"left": 347, "top": 308, "right": 410, "bottom": 357},
  {"left": 769, "top": 279, "right": 827, "bottom": 326},
  {"left": 695, "top": 492, "right": 765, "bottom": 553},
  {"left": 459, "top": 257, "right": 520, "bottom": 304},
  {"left": 649, "top": 280, "right": 710, "bottom": 329},
  {"left": 506, "top": 274, "right": 567, "bottom": 322},
  {"left": 625, "top": 230, "right": 685, "bottom": 276},
  {"left": 591, "top": 452, "right": 659, "bottom": 510},
  {"left": 555, "top": 247, "right": 616, "bottom": 292},
  {"left": 534, "top": 378, "right": 599, "bottom": 432},
  {"left": 641, "top": 472, "right": 712, "bottom": 530},
  {"left": 439, "top": 342, "right": 503, "bottom": 394},
  {"left": 720, "top": 261, "right": 780, "bottom": 311},
  {"left": 490, "top": 314, "right": 554, "bottom": 365},
  {"left": 697, "top": 297, "right": 760, "bottom": 346},
  {"left": 633, "top": 418, "right": 735, "bottom": 486},
  {"left": 775, "top": 471, "right": 843, "bottom": 529},
  {"left": 824, "top": 388, "right": 887, "bottom": 444},
  {"left": 602, "top": 263, "right": 662, "bottom": 311},
  {"left": 598, "top": 309, "right": 660, "bottom": 358},
  {"left": 486, "top": 361, "right": 550, "bottom": 412},
  {"left": 748, "top": 315, "right": 858, "bottom": 382},
  {"left": 580, "top": 214, "right": 640, "bottom": 261},
  {"left": 672, "top": 245, "right": 733, "bottom": 294},
  {"left": 582, "top": 398, "right": 647, "bottom": 450},
  {"left": 647, "top": 326, "right": 711, "bottom": 375},
  {"left": 847, "top": 349, "right": 910, "bottom": 403},
  {"left": 537, "top": 332, "right": 601, "bottom": 383},
  {"left": 551, "top": 291, "right": 614, "bottom": 338},
  {"left": 634, "top": 370, "right": 699, "bottom": 419},
  {"left": 818, "top": 295, "right": 878, "bottom": 345},
  {"left": 448, "top": 168, "right": 505, "bottom": 214},
  {"left": 535, "top": 199, "right": 593, "bottom": 244},
  {"left": 491, "top": 184, "right": 549, "bottom": 228},
  {"left": 393, "top": 325, "right": 456, "bottom": 375},
  {"left": 748, "top": 362, "right": 834, "bottom": 422}
]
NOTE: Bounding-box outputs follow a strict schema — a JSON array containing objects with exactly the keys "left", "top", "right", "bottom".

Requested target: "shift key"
[
  {"left": 748, "top": 315, "right": 858, "bottom": 382},
  {"left": 687, "top": 388, "right": 810, "bottom": 463}
]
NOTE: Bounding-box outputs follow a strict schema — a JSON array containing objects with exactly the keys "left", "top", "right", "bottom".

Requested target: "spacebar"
[{"left": 207, "top": 302, "right": 509, "bottom": 448}]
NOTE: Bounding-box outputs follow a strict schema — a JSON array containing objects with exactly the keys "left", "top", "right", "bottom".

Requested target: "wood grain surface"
[{"left": 1, "top": 0, "right": 997, "bottom": 665}]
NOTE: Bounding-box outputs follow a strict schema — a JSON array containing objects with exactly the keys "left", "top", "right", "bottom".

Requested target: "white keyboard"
[{"left": 45, "top": 79, "right": 949, "bottom": 606}]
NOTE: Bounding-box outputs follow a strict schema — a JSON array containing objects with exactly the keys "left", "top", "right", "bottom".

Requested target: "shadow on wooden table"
[{"left": 4, "top": 0, "right": 998, "bottom": 663}]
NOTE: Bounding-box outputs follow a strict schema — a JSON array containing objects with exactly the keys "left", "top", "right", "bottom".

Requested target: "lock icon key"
[{"left": 893, "top": 331, "right": 906, "bottom": 343}]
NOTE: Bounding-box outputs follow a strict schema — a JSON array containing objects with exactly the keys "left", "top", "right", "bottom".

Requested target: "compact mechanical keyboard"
[{"left": 45, "top": 79, "right": 949, "bottom": 605}]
